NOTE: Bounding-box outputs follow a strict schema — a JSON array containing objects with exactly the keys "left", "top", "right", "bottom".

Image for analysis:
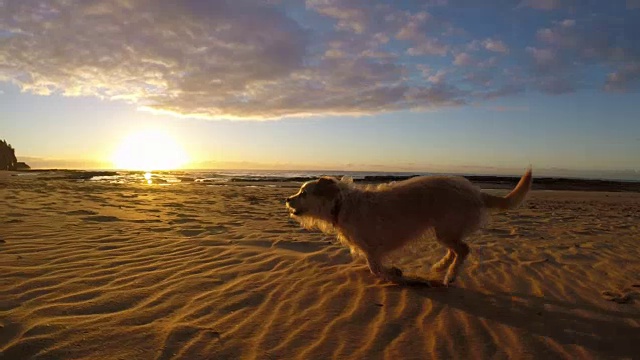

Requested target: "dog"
[{"left": 286, "top": 168, "right": 532, "bottom": 285}]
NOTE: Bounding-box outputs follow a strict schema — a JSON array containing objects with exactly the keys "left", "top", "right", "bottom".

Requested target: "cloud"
[
  {"left": 453, "top": 52, "right": 473, "bottom": 66},
  {"left": 485, "top": 105, "right": 529, "bottom": 112},
  {"left": 464, "top": 71, "right": 493, "bottom": 86},
  {"left": 524, "top": 46, "right": 576, "bottom": 94},
  {"left": 535, "top": 17, "right": 640, "bottom": 63},
  {"left": 427, "top": 70, "right": 448, "bottom": 84},
  {"left": 0, "top": 0, "right": 472, "bottom": 119},
  {"left": 536, "top": 22, "right": 580, "bottom": 48},
  {"left": 478, "top": 56, "right": 499, "bottom": 68},
  {"left": 477, "top": 83, "right": 526, "bottom": 100},
  {"left": 526, "top": 47, "right": 556, "bottom": 66},
  {"left": 0, "top": 0, "right": 638, "bottom": 120},
  {"left": 627, "top": 0, "right": 640, "bottom": 9},
  {"left": 559, "top": 19, "right": 576, "bottom": 28},
  {"left": 416, "top": 64, "right": 432, "bottom": 77},
  {"left": 605, "top": 62, "right": 640, "bottom": 92},
  {"left": 519, "top": 0, "right": 562, "bottom": 10},
  {"left": 406, "top": 39, "right": 450, "bottom": 56},
  {"left": 0, "top": 0, "right": 311, "bottom": 118},
  {"left": 526, "top": 14, "right": 640, "bottom": 94},
  {"left": 405, "top": 84, "right": 467, "bottom": 107},
  {"left": 392, "top": 11, "right": 452, "bottom": 56},
  {"left": 307, "top": 0, "right": 370, "bottom": 34},
  {"left": 482, "top": 39, "right": 509, "bottom": 54}
]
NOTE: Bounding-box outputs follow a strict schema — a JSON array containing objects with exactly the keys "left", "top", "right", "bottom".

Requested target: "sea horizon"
[{"left": 9, "top": 167, "right": 640, "bottom": 184}]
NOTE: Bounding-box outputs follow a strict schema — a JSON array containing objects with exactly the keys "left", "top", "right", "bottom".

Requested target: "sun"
[{"left": 112, "top": 129, "right": 188, "bottom": 171}]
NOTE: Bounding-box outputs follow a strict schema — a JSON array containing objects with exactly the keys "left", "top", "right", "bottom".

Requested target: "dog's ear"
[
  {"left": 340, "top": 175, "right": 353, "bottom": 184},
  {"left": 315, "top": 177, "right": 340, "bottom": 199}
]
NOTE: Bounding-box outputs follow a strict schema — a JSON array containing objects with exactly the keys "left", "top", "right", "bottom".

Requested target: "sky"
[{"left": 1, "top": 0, "right": 639, "bottom": 178}]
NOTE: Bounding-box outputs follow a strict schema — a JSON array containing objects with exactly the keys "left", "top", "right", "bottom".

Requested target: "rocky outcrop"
[{"left": 16, "top": 162, "right": 31, "bottom": 170}]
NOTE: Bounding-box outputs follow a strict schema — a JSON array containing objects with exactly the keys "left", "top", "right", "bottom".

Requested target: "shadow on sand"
[{"left": 389, "top": 275, "right": 640, "bottom": 359}]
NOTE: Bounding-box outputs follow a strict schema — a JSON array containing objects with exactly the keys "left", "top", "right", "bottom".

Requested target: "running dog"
[{"left": 286, "top": 169, "right": 532, "bottom": 285}]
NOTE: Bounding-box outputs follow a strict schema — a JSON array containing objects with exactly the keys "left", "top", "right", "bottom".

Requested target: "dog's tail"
[{"left": 481, "top": 167, "right": 532, "bottom": 210}]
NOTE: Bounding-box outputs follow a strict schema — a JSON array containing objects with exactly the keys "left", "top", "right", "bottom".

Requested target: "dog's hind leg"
[
  {"left": 443, "top": 242, "right": 470, "bottom": 286},
  {"left": 431, "top": 249, "right": 454, "bottom": 272},
  {"left": 435, "top": 227, "right": 471, "bottom": 285}
]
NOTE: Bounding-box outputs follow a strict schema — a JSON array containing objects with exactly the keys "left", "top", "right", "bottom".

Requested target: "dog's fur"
[{"left": 286, "top": 169, "right": 532, "bottom": 285}]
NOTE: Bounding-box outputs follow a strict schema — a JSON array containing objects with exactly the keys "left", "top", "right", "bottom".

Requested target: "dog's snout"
[{"left": 286, "top": 196, "right": 293, "bottom": 204}]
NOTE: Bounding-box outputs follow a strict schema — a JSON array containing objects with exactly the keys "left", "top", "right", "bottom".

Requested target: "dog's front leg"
[
  {"left": 431, "top": 249, "right": 454, "bottom": 272},
  {"left": 365, "top": 256, "right": 384, "bottom": 277},
  {"left": 365, "top": 256, "right": 403, "bottom": 282}
]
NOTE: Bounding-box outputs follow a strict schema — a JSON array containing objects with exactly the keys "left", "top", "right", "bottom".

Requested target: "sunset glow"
[
  {"left": 2, "top": 0, "right": 639, "bottom": 178},
  {"left": 112, "top": 130, "right": 188, "bottom": 171}
]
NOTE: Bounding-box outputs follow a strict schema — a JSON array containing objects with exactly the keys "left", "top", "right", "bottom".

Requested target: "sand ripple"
[{"left": 1, "top": 181, "right": 639, "bottom": 359}]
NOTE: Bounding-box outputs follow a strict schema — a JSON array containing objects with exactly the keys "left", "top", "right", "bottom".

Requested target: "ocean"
[
  {"left": 13, "top": 169, "right": 435, "bottom": 185},
  {"left": 10, "top": 169, "right": 640, "bottom": 193}
]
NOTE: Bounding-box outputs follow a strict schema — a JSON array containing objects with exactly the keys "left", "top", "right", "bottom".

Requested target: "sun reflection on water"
[{"left": 144, "top": 172, "right": 152, "bottom": 184}]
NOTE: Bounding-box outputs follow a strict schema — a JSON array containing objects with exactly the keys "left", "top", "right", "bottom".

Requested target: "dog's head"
[{"left": 286, "top": 176, "right": 342, "bottom": 222}]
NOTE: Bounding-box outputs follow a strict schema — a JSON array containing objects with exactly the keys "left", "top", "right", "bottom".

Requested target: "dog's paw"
[
  {"left": 443, "top": 274, "right": 457, "bottom": 286},
  {"left": 377, "top": 267, "right": 404, "bottom": 284},
  {"left": 389, "top": 266, "right": 403, "bottom": 278}
]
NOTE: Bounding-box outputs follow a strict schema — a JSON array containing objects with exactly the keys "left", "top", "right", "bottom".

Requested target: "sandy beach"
[{"left": 1, "top": 175, "right": 639, "bottom": 359}]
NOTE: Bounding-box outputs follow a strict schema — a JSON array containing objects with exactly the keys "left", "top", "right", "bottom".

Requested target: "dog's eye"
[{"left": 300, "top": 190, "right": 307, "bottom": 197}]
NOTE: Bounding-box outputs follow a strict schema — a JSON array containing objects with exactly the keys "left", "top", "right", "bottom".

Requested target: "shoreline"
[{"left": 4, "top": 169, "right": 640, "bottom": 192}]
